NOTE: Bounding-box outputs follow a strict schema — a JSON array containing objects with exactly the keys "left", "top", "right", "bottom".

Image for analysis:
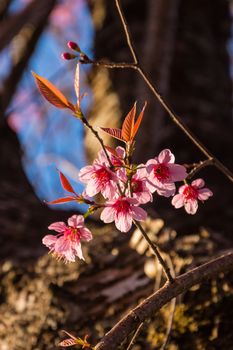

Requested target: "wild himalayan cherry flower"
[
  {"left": 42, "top": 215, "right": 92, "bottom": 262},
  {"left": 123, "top": 166, "right": 152, "bottom": 204},
  {"left": 98, "top": 146, "right": 126, "bottom": 178},
  {"left": 171, "top": 178, "right": 213, "bottom": 215},
  {"left": 146, "top": 149, "right": 187, "bottom": 197},
  {"left": 100, "top": 196, "right": 147, "bottom": 233},
  {"left": 79, "top": 152, "right": 118, "bottom": 199}
]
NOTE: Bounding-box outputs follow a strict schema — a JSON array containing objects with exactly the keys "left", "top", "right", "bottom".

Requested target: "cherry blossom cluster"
[
  {"left": 32, "top": 61, "right": 213, "bottom": 263},
  {"left": 42, "top": 146, "right": 212, "bottom": 262}
]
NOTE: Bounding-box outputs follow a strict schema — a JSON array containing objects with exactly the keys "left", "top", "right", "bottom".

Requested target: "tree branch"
[
  {"left": 94, "top": 0, "right": 233, "bottom": 182},
  {"left": 95, "top": 251, "right": 233, "bottom": 349}
]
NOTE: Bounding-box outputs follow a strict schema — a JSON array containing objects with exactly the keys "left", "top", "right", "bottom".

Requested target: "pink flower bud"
[
  {"left": 61, "top": 52, "right": 77, "bottom": 60},
  {"left": 67, "top": 41, "right": 81, "bottom": 52}
]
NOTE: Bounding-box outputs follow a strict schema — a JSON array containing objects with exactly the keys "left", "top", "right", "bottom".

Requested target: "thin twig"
[
  {"left": 133, "top": 220, "right": 174, "bottom": 283},
  {"left": 160, "top": 297, "right": 176, "bottom": 350},
  {"left": 114, "top": 0, "right": 138, "bottom": 64},
  {"left": 186, "top": 158, "right": 214, "bottom": 180},
  {"left": 91, "top": 0, "right": 233, "bottom": 184},
  {"left": 126, "top": 322, "right": 144, "bottom": 350},
  {"left": 160, "top": 254, "right": 176, "bottom": 350},
  {"left": 81, "top": 115, "right": 113, "bottom": 168}
]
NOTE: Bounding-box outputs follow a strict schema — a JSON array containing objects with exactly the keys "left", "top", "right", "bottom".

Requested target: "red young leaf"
[
  {"left": 32, "top": 72, "right": 75, "bottom": 111},
  {"left": 122, "top": 102, "right": 137, "bottom": 142},
  {"left": 58, "top": 338, "right": 77, "bottom": 347},
  {"left": 59, "top": 172, "right": 76, "bottom": 193},
  {"left": 47, "top": 197, "right": 76, "bottom": 205},
  {"left": 132, "top": 101, "right": 147, "bottom": 139},
  {"left": 100, "top": 127, "right": 124, "bottom": 141},
  {"left": 105, "top": 145, "right": 119, "bottom": 157},
  {"left": 62, "top": 330, "right": 78, "bottom": 340}
]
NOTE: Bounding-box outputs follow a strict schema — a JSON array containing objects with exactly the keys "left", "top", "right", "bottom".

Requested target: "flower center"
[
  {"left": 94, "top": 167, "right": 111, "bottom": 184},
  {"left": 114, "top": 198, "right": 130, "bottom": 215},
  {"left": 64, "top": 227, "right": 80, "bottom": 241},
  {"left": 111, "top": 156, "right": 122, "bottom": 168},
  {"left": 153, "top": 164, "right": 170, "bottom": 181},
  {"left": 183, "top": 185, "right": 198, "bottom": 200},
  {"left": 131, "top": 179, "right": 143, "bottom": 193}
]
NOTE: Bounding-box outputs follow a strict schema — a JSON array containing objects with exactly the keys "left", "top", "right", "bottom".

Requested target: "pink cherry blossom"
[
  {"left": 98, "top": 146, "right": 126, "bottom": 177},
  {"left": 79, "top": 162, "right": 118, "bottom": 199},
  {"left": 100, "top": 196, "right": 147, "bottom": 233},
  {"left": 146, "top": 149, "right": 187, "bottom": 197},
  {"left": 123, "top": 166, "right": 152, "bottom": 204},
  {"left": 42, "top": 215, "right": 92, "bottom": 262},
  {"left": 171, "top": 178, "right": 213, "bottom": 215}
]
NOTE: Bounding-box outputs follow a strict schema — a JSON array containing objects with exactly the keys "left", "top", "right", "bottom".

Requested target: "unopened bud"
[
  {"left": 61, "top": 52, "right": 77, "bottom": 60},
  {"left": 67, "top": 41, "right": 81, "bottom": 52}
]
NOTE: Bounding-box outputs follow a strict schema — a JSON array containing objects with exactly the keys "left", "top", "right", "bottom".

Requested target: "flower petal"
[
  {"left": 197, "top": 188, "right": 213, "bottom": 201},
  {"left": 80, "top": 227, "right": 93, "bottom": 241},
  {"left": 158, "top": 149, "right": 175, "bottom": 164},
  {"left": 156, "top": 182, "right": 176, "bottom": 197},
  {"left": 100, "top": 207, "right": 115, "bottom": 223},
  {"left": 79, "top": 165, "right": 94, "bottom": 183},
  {"left": 171, "top": 194, "right": 185, "bottom": 208},
  {"left": 55, "top": 237, "right": 75, "bottom": 262},
  {"left": 42, "top": 235, "right": 57, "bottom": 249},
  {"left": 48, "top": 221, "right": 66, "bottom": 233},
  {"left": 115, "top": 212, "right": 132, "bottom": 232},
  {"left": 184, "top": 200, "right": 198, "bottom": 214},
  {"left": 73, "top": 242, "right": 84, "bottom": 260},
  {"left": 146, "top": 159, "right": 158, "bottom": 174},
  {"left": 131, "top": 206, "right": 147, "bottom": 222},
  {"left": 168, "top": 164, "right": 187, "bottom": 182},
  {"left": 191, "top": 178, "right": 205, "bottom": 189},
  {"left": 68, "top": 215, "right": 84, "bottom": 228}
]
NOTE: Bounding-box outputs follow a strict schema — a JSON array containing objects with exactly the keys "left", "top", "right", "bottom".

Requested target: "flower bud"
[
  {"left": 67, "top": 41, "right": 81, "bottom": 52},
  {"left": 61, "top": 52, "right": 77, "bottom": 60}
]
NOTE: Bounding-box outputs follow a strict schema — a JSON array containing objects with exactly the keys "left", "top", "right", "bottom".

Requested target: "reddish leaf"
[
  {"left": 47, "top": 197, "right": 76, "bottom": 205},
  {"left": 62, "top": 331, "right": 77, "bottom": 340},
  {"left": 32, "top": 72, "right": 75, "bottom": 111},
  {"left": 105, "top": 145, "right": 119, "bottom": 157},
  {"left": 58, "top": 338, "right": 77, "bottom": 347},
  {"left": 122, "top": 102, "right": 137, "bottom": 142},
  {"left": 100, "top": 127, "right": 124, "bottom": 141},
  {"left": 132, "top": 101, "right": 147, "bottom": 139},
  {"left": 59, "top": 172, "right": 76, "bottom": 193}
]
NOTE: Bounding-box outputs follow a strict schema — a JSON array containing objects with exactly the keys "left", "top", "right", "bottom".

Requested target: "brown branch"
[
  {"left": 95, "top": 251, "right": 233, "bottom": 350},
  {"left": 186, "top": 158, "right": 214, "bottom": 180},
  {"left": 81, "top": 0, "right": 233, "bottom": 184},
  {"left": 160, "top": 254, "right": 176, "bottom": 350},
  {"left": 114, "top": 0, "right": 138, "bottom": 64},
  {"left": 133, "top": 220, "right": 174, "bottom": 283},
  {"left": 135, "top": 67, "right": 233, "bottom": 184},
  {"left": 80, "top": 115, "right": 113, "bottom": 167},
  {"left": 80, "top": 58, "right": 137, "bottom": 70}
]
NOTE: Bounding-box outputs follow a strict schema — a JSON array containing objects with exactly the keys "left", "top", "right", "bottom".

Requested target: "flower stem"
[
  {"left": 133, "top": 220, "right": 174, "bottom": 283},
  {"left": 80, "top": 115, "right": 113, "bottom": 168}
]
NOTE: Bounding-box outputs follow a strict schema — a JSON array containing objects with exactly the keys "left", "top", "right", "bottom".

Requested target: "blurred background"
[{"left": 0, "top": 0, "right": 233, "bottom": 349}]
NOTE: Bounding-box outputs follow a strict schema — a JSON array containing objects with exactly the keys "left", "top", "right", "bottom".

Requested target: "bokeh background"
[{"left": 1, "top": 1, "right": 233, "bottom": 349}]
